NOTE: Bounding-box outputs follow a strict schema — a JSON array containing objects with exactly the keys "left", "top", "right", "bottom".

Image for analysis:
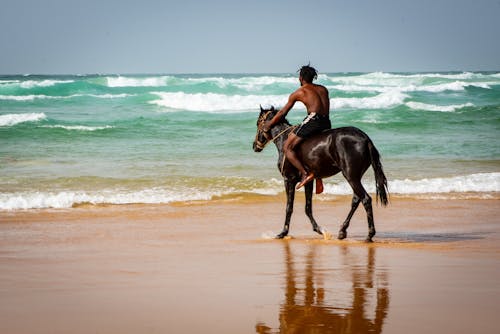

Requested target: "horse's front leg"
[
  {"left": 304, "top": 181, "right": 323, "bottom": 236},
  {"left": 276, "top": 179, "right": 296, "bottom": 239}
]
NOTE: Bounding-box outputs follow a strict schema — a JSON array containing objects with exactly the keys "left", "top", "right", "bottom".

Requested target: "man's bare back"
[
  {"left": 293, "top": 82, "right": 330, "bottom": 116},
  {"left": 264, "top": 82, "right": 329, "bottom": 127}
]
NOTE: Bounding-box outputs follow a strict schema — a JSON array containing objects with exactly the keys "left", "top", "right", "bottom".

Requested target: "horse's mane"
[{"left": 267, "top": 106, "right": 291, "bottom": 126}]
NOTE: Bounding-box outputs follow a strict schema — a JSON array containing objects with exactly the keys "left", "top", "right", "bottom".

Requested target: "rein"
[
  {"left": 260, "top": 125, "right": 296, "bottom": 174},
  {"left": 270, "top": 125, "right": 295, "bottom": 143},
  {"left": 255, "top": 110, "right": 298, "bottom": 174},
  {"left": 255, "top": 109, "right": 296, "bottom": 150}
]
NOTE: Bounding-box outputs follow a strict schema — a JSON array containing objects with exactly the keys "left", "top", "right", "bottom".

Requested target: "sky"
[{"left": 1, "top": 0, "right": 499, "bottom": 74}]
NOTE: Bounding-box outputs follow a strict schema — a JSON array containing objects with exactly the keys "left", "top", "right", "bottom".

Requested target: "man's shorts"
[{"left": 294, "top": 113, "right": 331, "bottom": 138}]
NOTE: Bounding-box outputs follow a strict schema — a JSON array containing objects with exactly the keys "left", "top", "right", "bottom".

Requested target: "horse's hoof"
[
  {"left": 366, "top": 230, "right": 376, "bottom": 243},
  {"left": 275, "top": 232, "right": 288, "bottom": 239},
  {"left": 338, "top": 231, "right": 347, "bottom": 240},
  {"left": 365, "top": 237, "right": 374, "bottom": 243}
]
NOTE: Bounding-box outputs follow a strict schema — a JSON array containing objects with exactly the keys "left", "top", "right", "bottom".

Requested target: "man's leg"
[{"left": 284, "top": 134, "right": 314, "bottom": 189}]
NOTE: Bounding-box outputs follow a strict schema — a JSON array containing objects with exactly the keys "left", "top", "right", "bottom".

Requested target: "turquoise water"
[{"left": 1, "top": 72, "right": 499, "bottom": 209}]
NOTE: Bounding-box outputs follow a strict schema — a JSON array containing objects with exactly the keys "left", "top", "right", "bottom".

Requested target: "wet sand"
[{"left": 0, "top": 197, "right": 499, "bottom": 333}]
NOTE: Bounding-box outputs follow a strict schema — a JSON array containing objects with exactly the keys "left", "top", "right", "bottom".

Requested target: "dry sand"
[{"left": 1, "top": 197, "right": 499, "bottom": 333}]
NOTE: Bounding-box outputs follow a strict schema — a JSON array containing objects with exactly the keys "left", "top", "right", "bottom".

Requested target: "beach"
[
  {"left": 2, "top": 0, "right": 500, "bottom": 330},
  {"left": 1, "top": 197, "right": 498, "bottom": 333}
]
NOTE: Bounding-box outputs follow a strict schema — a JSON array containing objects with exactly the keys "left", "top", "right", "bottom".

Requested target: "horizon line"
[{"left": 1, "top": 69, "right": 500, "bottom": 76}]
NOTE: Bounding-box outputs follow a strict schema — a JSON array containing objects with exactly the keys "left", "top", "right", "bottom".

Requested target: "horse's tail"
[{"left": 368, "top": 141, "right": 389, "bottom": 206}]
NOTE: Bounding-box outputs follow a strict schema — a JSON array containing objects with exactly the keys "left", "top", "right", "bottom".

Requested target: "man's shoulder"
[
  {"left": 291, "top": 86, "right": 307, "bottom": 98},
  {"left": 314, "top": 83, "right": 328, "bottom": 90}
]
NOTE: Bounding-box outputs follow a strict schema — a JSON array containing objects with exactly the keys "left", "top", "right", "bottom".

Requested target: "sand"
[{"left": 0, "top": 197, "right": 499, "bottom": 333}]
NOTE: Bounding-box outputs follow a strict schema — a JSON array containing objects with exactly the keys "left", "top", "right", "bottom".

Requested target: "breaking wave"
[
  {"left": 1, "top": 173, "right": 498, "bottom": 210},
  {"left": 331, "top": 90, "right": 409, "bottom": 110},
  {"left": 405, "top": 101, "right": 474, "bottom": 112},
  {"left": 149, "top": 92, "right": 289, "bottom": 112},
  {"left": 322, "top": 173, "right": 500, "bottom": 196},
  {"left": 0, "top": 93, "right": 133, "bottom": 101},
  {"left": 41, "top": 125, "right": 114, "bottom": 131},
  {"left": 150, "top": 90, "right": 413, "bottom": 112},
  {"left": 106, "top": 76, "right": 171, "bottom": 87},
  {"left": 0, "top": 113, "right": 46, "bottom": 127}
]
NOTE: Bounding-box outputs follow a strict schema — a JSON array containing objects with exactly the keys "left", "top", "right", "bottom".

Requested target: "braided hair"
[{"left": 299, "top": 64, "right": 318, "bottom": 83}]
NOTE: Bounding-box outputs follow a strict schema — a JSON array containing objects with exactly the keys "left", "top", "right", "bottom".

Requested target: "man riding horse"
[
  {"left": 254, "top": 67, "right": 388, "bottom": 241},
  {"left": 261, "top": 65, "right": 331, "bottom": 191}
]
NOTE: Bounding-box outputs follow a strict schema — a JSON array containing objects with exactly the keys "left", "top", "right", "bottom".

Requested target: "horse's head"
[{"left": 253, "top": 105, "right": 278, "bottom": 152}]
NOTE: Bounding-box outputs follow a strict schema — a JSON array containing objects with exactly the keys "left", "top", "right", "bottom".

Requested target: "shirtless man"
[{"left": 262, "top": 65, "right": 331, "bottom": 189}]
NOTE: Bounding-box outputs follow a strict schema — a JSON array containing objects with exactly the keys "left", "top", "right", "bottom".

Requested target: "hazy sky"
[{"left": 1, "top": 0, "right": 499, "bottom": 74}]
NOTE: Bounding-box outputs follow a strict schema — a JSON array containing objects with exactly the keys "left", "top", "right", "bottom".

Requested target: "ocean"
[{"left": 1, "top": 72, "right": 499, "bottom": 210}]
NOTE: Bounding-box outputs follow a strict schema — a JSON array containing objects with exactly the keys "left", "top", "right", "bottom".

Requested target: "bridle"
[{"left": 254, "top": 110, "right": 295, "bottom": 150}]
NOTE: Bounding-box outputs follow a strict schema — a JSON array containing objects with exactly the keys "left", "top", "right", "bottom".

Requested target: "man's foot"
[
  {"left": 296, "top": 173, "right": 315, "bottom": 189},
  {"left": 315, "top": 178, "right": 324, "bottom": 194}
]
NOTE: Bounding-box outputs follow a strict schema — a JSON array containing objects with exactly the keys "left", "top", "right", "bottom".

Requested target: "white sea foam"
[
  {"left": 321, "top": 173, "right": 500, "bottom": 196},
  {"left": 329, "top": 84, "right": 383, "bottom": 93},
  {"left": 416, "top": 81, "right": 491, "bottom": 92},
  {"left": 0, "top": 187, "right": 221, "bottom": 210},
  {"left": 261, "top": 231, "right": 277, "bottom": 239},
  {"left": 328, "top": 72, "right": 424, "bottom": 88},
  {"left": 406, "top": 101, "right": 474, "bottom": 112},
  {"left": 0, "top": 93, "right": 132, "bottom": 101},
  {"left": 85, "top": 93, "right": 133, "bottom": 99},
  {"left": 331, "top": 90, "right": 409, "bottom": 109},
  {"left": 0, "top": 94, "right": 57, "bottom": 101},
  {"left": 325, "top": 71, "right": 499, "bottom": 96},
  {"left": 150, "top": 90, "right": 412, "bottom": 112},
  {"left": 0, "top": 80, "right": 21, "bottom": 85},
  {"left": 106, "top": 76, "right": 170, "bottom": 87},
  {"left": 216, "top": 76, "right": 296, "bottom": 90},
  {"left": 402, "top": 71, "right": 500, "bottom": 80},
  {"left": 0, "top": 113, "right": 46, "bottom": 126},
  {"left": 389, "top": 173, "right": 500, "bottom": 194},
  {"left": 41, "top": 125, "right": 114, "bottom": 131},
  {"left": 102, "top": 72, "right": 500, "bottom": 91},
  {"left": 185, "top": 75, "right": 296, "bottom": 89},
  {"left": 1, "top": 173, "right": 497, "bottom": 210},
  {"left": 19, "top": 79, "right": 74, "bottom": 89},
  {"left": 332, "top": 71, "right": 485, "bottom": 83},
  {"left": 149, "top": 92, "right": 289, "bottom": 112},
  {"left": 330, "top": 81, "right": 492, "bottom": 94}
]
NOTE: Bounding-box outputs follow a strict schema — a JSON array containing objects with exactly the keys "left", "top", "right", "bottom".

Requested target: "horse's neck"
[{"left": 270, "top": 123, "right": 290, "bottom": 155}]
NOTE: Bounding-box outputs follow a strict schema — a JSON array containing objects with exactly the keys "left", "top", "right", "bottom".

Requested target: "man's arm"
[{"left": 262, "top": 90, "right": 301, "bottom": 131}]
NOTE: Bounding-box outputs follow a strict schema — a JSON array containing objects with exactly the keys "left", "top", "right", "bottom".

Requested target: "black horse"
[{"left": 253, "top": 106, "right": 388, "bottom": 242}]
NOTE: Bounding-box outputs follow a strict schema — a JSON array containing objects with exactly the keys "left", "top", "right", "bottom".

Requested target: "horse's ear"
[
  {"left": 260, "top": 104, "right": 264, "bottom": 112},
  {"left": 270, "top": 106, "right": 275, "bottom": 111}
]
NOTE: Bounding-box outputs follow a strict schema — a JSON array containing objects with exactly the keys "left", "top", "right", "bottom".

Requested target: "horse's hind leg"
[
  {"left": 363, "top": 195, "right": 376, "bottom": 242},
  {"left": 338, "top": 194, "right": 360, "bottom": 240},
  {"left": 304, "top": 181, "right": 322, "bottom": 236},
  {"left": 345, "top": 179, "right": 376, "bottom": 242}
]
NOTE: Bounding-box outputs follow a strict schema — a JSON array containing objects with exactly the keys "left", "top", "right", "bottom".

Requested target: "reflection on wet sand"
[{"left": 257, "top": 243, "right": 389, "bottom": 333}]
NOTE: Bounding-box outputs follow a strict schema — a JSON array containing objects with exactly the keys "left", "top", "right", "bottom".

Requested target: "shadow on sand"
[{"left": 377, "top": 231, "right": 486, "bottom": 243}]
